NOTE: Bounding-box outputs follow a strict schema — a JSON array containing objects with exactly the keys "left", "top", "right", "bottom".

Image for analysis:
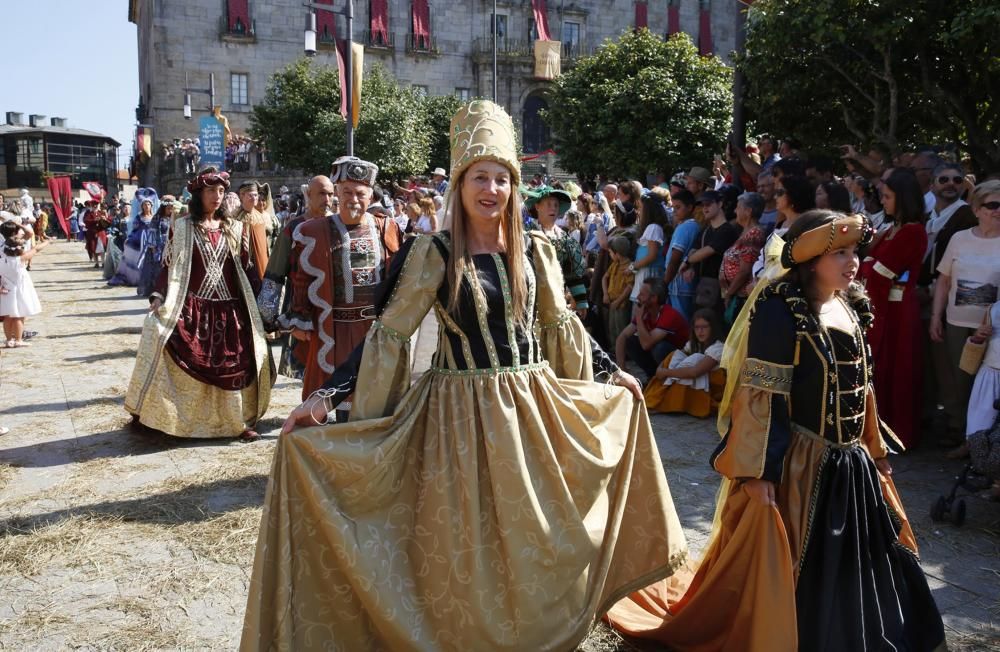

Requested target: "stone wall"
[{"left": 134, "top": 0, "right": 737, "bottom": 186}]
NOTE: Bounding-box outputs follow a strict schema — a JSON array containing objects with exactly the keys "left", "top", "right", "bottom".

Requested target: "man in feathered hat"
[{"left": 285, "top": 156, "right": 403, "bottom": 417}]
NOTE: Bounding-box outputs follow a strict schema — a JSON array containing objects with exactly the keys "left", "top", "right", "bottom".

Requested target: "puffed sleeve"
[
  {"left": 710, "top": 295, "right": 795, "bottom": 483},
  {"left": 531, "top": 232, "right": 619, "bottom": 380},
  {"left": 324, "top": 235, "right": 444, "bottom": 420}
]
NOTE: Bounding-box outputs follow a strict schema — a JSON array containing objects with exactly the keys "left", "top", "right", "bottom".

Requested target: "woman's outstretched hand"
[
  {"left": 743, "top": 479, "right": 776, "bottom": 506},
  {"left": 874, "top": 457, "right": 893, "bottom": 476},
  {"left": 281, "top": 397, "right": 328, "bottom": 435},
  {"left": 612, "top": 370, "right": 644, "bottom": 401}
]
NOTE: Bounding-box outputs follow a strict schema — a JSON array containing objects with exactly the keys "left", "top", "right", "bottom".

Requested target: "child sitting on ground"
[{"left": 644, "top": 308, "right": 725, "bottom": 418}]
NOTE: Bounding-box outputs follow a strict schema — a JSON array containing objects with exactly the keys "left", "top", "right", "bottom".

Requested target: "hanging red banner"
[
  {"left": 699, "top": 6, "right": 714, "bottom": 55},
  {"left": 45, "top": 176, "right": 73, "bottom": 237},
  {"left": 531, "top": 0, "right": 551, "bottom": 41},
  {"left": 635, "top": 2, "right": 648, "bottom": 29},
  {"left": 668, "top": 3, "right": 680, "bottom": 35}
]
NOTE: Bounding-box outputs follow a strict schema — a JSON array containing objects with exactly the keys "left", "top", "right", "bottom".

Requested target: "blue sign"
[{"left": 199, "top": 116, "right": 226, "bottom": 171}]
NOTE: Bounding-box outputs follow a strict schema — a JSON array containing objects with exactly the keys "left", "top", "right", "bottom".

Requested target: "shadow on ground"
[
  {"left": 0, "top": 396, "right": 123, "bottom": 416},
  {"left": 62, "top": 308, "right": 148, "bottom": 319},
  {"left": 0, "top": 473, "right": 268, "bottom": 535},
  {"left": 0, "top": 426, "right": 241, "bottom": 468},
  {"left": 43, "top": 326, "right": 143, "bottom": 340},
  {"left": 64, "top": 350, "right": 138, "bottom": 364}
]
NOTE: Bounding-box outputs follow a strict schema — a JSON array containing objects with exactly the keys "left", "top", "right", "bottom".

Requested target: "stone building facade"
[{"left": 129, "top": 0, "right": 737, "bottom": 188}]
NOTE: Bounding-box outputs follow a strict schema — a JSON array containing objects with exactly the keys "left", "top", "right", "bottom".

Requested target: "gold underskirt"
[
  {"left": 126, "top": 354, "right": 260, "bottom": 438},
  {"left": 240, "top": 366, "right": 688, "bottom": 651}
]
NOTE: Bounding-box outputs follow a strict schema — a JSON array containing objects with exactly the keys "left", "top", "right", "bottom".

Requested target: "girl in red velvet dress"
[{"left": 860, "top": 169, "right": 929, "bottom": 447}]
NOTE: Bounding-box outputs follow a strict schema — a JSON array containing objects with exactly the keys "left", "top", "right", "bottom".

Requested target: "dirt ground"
[{"left": 1, "top": 242, "right": 997, "bottom": 651}]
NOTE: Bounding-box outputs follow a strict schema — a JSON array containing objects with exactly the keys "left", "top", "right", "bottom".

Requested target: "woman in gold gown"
[{"left": 240, "top": 101, "right": 688, "bottom": 651}]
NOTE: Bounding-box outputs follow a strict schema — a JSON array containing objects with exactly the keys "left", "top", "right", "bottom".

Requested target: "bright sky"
[{"left": 5, "top": 1, "right": 138, "bottom": 170}]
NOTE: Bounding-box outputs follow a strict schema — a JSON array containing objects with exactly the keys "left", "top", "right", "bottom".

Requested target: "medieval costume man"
[
  {"left": 256, "top": 176, "right": 336, "bottom": 379},
  {"left": 234, "top": 180, "right": 270, "bottom": 284},
  {"left": 285, "top": 156, "right": 403, "bottom": 408},
  {"left": 125, "top": 168, "right": 272, "bottom": 441},
  {"left": 82, "top": 200, "right": 110, "bottom": 268}
]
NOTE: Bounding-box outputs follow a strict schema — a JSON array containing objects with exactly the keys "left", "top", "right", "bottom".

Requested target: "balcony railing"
[
  {"left": 472, "top": 37, "right": 597, "bottom": 61},
  {"left": 219, "top": 15, "right": 256, "bottom": 40},
  {"left": 362, "top": 29, "right": 394, "bottom": 49},
  {"left": 405, "top": 33, "right": 438, "bottom": 54},
  {"left": 473, "top": 37, "right": 532, "bottom": 58}
]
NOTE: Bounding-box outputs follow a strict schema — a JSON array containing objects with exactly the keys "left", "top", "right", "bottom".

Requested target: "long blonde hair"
[{"left": 442, "top": 171, "right": 529, "bottom": 327}]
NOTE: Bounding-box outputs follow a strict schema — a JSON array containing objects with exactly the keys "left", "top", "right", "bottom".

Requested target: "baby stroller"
[{"left": 930, "top": 399, "right": 1000, "bottom": 527}]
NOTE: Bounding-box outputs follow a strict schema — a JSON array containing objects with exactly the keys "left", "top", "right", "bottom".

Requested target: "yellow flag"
[{"left": 351, "top": 42, "right": 364, "bottom": 127}]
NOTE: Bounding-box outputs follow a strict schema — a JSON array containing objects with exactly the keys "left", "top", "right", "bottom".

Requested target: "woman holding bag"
[{"left": 931, "top": 179, "right": 1000, "bottom": 454}]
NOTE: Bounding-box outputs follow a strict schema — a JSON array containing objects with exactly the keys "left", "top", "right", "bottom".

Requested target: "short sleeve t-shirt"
[
  {"left": 937, "top": 229, "right": 1000, "bottom": 328},
  {"left": 668, "top": 219, "right": 701, "bottom": 298},
  {"left": 696, "top": 221, "right": 741, "bottom": 280},
  {"left": 634, "top": 304, "right": 690, "bottom": 350},
  {"left": 639, "top": 223, "right": 666, "bottom": 246},
  {"left": 670, "top": 219, "right": 700, "bottom": 254}
]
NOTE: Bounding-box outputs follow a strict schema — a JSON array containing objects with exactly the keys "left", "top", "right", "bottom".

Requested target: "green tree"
[
  {"left": 740, "top": 0, "right": 1000, "bottom": 171},
  {"left": 545, "top": 30, "right": 733, "bottom": 179},
  {"left": 423, "top": 93, "right": 466, "bottom": 173},
  {"left": 250, "top": 60, "right": 431, "bottom": 178}
]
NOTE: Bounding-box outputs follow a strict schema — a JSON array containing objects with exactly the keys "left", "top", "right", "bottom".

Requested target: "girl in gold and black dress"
[{"left": 608, "top": 210, "right": 945, "bottom": 651}]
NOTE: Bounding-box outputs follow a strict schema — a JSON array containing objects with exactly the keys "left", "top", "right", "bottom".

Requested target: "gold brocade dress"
[{"left": 241, "top": 232, "right": 688, "bottom": 651}]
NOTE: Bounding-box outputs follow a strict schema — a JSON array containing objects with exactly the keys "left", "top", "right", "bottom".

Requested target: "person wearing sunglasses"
[
  {"left": 924, "top": 164, "right": 978, "bottom": 284},
  {"left": 919, "top": 164, "right": 979, "bottom": 448},
  {"left": 930, "top": 180, "right": 1000, "bottom": 457}
]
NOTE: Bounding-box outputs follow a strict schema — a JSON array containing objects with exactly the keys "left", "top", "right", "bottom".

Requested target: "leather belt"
[{"left": 332, "top": 305, "right": 377, "bottom": 322}]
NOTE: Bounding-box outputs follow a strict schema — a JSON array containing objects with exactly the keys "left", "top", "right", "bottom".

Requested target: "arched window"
[{"left": 522, "top": 94, "right": 550, "bottom": 154}]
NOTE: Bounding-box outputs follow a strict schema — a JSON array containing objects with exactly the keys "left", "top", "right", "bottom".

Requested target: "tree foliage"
[
  {"left": 741, "top": 0, "right": 1000, "bottom": 172},
  {"left": 249, "top": 60, "right": 432, "bottom": 178},
  {"left": 423, "top": 93, "right": 465, "bottom": 172},
  {"left": 545, "top": 30, "right": 733, "bottom": 179}
]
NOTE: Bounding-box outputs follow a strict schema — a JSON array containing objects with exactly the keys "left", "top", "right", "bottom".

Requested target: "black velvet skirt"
[{"left": 796, "top": 446, "right": 945, "bottom": 651}]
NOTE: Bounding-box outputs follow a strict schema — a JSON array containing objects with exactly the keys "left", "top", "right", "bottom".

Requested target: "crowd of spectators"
[{"left": 507, "top": 139, "right": 999, "bottom": 486}]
